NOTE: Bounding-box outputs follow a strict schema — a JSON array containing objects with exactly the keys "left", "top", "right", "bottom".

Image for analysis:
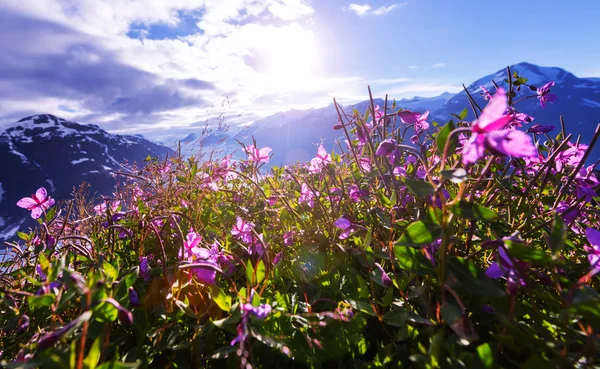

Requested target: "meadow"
[{"left": 1, "top": 68, "right": 599, "bottom": 368}]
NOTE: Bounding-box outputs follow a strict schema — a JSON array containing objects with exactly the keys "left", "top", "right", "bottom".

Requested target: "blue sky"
[{"left": 0, "top": 0, "right": 598, "bottom": 140}]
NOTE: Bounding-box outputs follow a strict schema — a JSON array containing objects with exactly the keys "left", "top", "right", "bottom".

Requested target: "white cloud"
[
  {"left": 346, "top": 2, "right": 406, "bottom": 16},
  {"left": 432, "top": 62, "right": 447, "bottom": 68},
  {"left": 371, "top": 4, "right": 398, "bottom": 16},
  {"left": 347, "top": 3, "right": 372, "bottom": 16}
]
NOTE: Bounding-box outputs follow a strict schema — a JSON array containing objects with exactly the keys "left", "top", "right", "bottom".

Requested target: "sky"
[{"left": 0, "top": 0, "right": 599, "bottom": 141}]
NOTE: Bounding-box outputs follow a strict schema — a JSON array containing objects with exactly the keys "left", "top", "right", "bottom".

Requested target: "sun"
[{"left": 261, "top": 25, "right": 318, "bottom": 91}]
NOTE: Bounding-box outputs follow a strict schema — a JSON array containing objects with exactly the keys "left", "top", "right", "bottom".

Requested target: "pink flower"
[
  {"left": 245, "top": 145, "right": 271, "bottom": 163},
  {"left": 334, "top": 217, "right": 356, "bottom": 240},
  {"left": 93, "top": 200, "right": 120, "bottom": 216},
  {"left": 283, "top": 231, "right": 295, "bottom": 246},
  {"left": 308, "top": 144, "right": 331, "bottom": 173},
  {"left": 479, "top": 86, "right": 492, "bottom": 101},
  {"left": 461, "top": 88, "right": 536, "bottom": 164},
  {"left": 298, "top": 183, "right": 317, "bottom": 208},
  {"left": 398, "top": 109, "right": 430, "bottom": 132},
  {"left": 556, "top": 142, "right": 588, "bottom": 171},
  {"left": 231, "top": 217, "right": 254, "bottom": 244},
  {"left": 537, "top": 81, "right": 557, "bottom": 108},
  {"left": 584, "top": 228, "right": 600, "bottom": 276},
  {"left": 17, "top": 187, "right": 55, "bottom": 219}
]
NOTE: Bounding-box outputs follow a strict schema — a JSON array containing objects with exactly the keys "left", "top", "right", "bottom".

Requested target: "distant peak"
[{"left": 17, "top": 114, "right": 65, "bottom": 125}]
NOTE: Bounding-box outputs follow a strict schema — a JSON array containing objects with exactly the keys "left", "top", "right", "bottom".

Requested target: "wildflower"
[
  {"left": 298, "top": 183, "right": 317, "bottom": 208},
  {"left": 128, "top": 287, "right": 141, "bottom": 307},
  {"left": 245, "top": 145, "right": 271, "bottom": 163},
  {"left": 103, "top": 298, "right": 134, "bottom": 326},
  {"left": 485, "top": 242, "right": 527, "bottom": 295},
  {"left": 479, "top": 85, "right": 492, "bottom": 101},
  {"left": 461, "top": 88, "right": 537, "bottom": 164},
  {"left": 283, "top": 231, "right": 295, "bottom": 246},
  {"left": 334, "top": 217, "right": 356, "bottom": 240},
  {"left": 139, "top": 256, "right": 151, "bottom": 282},
  {"left": 242, "top": 302, "right": 272, "bottom": 319},
  {"left": 374, "top": 263, "right": 392, "bottom": 287},
  {"left": 231, "top": 217, "right": 255, "bottom": 244},
  {"left": 348, "top": 185, "right": 369, "bottom": 202},
  {"left": 584, "top": 228, "right": 600, "bottom": 277},
  {"left": 398, "top": 109, "right": 430, "bottom": 132},
  {"left": 375, "top": 139, "right": 397, "bottom": 158},
  {"left": 556, "top": 142, "right": 588, "bottom": 171},
  {"left": 358, "top": 156, "right": 371, "bottom": 172},
  {"left": 93, "top": 200, "right": 120, "bottom": 215},
  {"left": 308, "top": 144, "right": 332, "bottom": 173},
  {"left": 17, "top": 187, "right": 55, "bottom": 219},
  {"left": 17, "top": 315, "right": 30, "bottom": 334},
  {"left": 537, "top": 81, "right": 557, "bottom": 108},
  {"left": 527, "top": 124, "right": 555, "bottom": 134},
  {"left": 507, "top": 107, "right": 534, "bottom": 126}
]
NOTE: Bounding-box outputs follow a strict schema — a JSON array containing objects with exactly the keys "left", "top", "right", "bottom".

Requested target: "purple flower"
[
  {"left": 17, "top": 315, "right": 30, "bottom": 334},
  {"left": 375, "top": 139, "right": 397, "bottom": 158},
  {"left": 242, "top": 302, "right": 272, "bottom": 319},
  {"left": 398, "top": 109, "right": 430, "bottom": 132},
  {"left": 462, "top": 88, "right": 536, "bottom": 164},
  {"left": 231, "top": 217, "right": 255, "bottom": 244},
  {"left": 298, "top": 183, "right": 317, "bottom": 208},
  {"left": 556, "top": 201, "right": 580, "bottom": 225},
  {"left": 527, "top": 124, "right": 555, "bottom": 134},
  {"left": 348, "top": 185, "right": 369, "bottom": 202},
  {"left": 537, "top": 81, "right": 557, "bottom": 108},
  {"left": 485, "top": 244, "right": 527, "bottom": 295},
  {"left": 102, "top": 298, "right": 134, "bottom": 326},
  {"left": 128, "top": 287, "right": 141, "bottom": 307},
  {"left": 334, "top": 217, "right": 356, "bottom": 240},
  {"left": 308, "top": 144, "right": 332, "bottom": 173},
  {"left": 374, "top": 263, "right": 392, "bottom": 287},
  {"left": 283, "top": 231, "right": 295, "bottom": 246},
  {"left": 584, "top": 228, "right": 600, "bottom": 277},
  {"left": 245, "top": 145, "right": 272, "bottom": 163},
  {"left": 556, "top": 142, "right": 588, "bottom": 171},
  {"left": 139, "top": 256, "right": 151, "bottom": 282},
  {"left": 16, "top": 187, "right": 55, "bottom": 219},
  {"left": 479, "top": 85, "right": 492, "bottom": 101}
]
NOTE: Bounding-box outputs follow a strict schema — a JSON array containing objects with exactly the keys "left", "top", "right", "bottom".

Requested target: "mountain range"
[
  {"left": 209, "top": 62, "right": 600, "bottom": 165},
  {"left": 2, "top": 62, "right": 599, "bottom": 240},
  {"left": 0, "top": 114, "right": 171, "bottom": 240}
]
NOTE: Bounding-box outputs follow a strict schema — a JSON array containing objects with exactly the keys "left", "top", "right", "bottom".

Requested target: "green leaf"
[
  {"left": 96, "top": 361, "right": 141, "bottom": 369},
  {"left": 441, "top": 303, "right": 478, "bottom": 344},
  {"left": 102, "top": 262, "right": 118, "bottom": 282},
  {"left": 396, "top": 221, "right": 441, "bottom": 246},
  {"left": 28, "top": 294, "right": 55, "bottom": 311},
  {"left": 450, "top": 201, "right": 498, "bottom": 222},
  {"left": 447, "top": 257, "right": 505, "bottom": 297},
  {"left": 17, "top": 231, "right": 30, "bottom": 241},
  {"left": 393, "top": 246, "right": 435, "bottom": 274},
  {"left": 256, "top": 260, "right": 266, "bottom": 284},
  {"left": 246, "top": 260, "right": 254, "bottom": 284},
  {"left": 505, "top": 240, "right": 552, "bottom": 264},
  {"left": 84, "top": 338, "right": 102, "bottom": 369},
  {"left": 458, "top": 108, "right": 469, "bottom": 121},
  {"left": 176, "top": 175, "right": 187, "bottom": 183},
  {"left": 383, "top": 309, "right": 407, "bottom": 327},
  {"left": 436, "top": 120, "right": 457, "bottom": 155},
  {"left": 92, "top": 301, "right": 119, "bottom": 323},
  {"left": 211, "top": 285, "right": 232, "bottom": 312},
  {"left": 547, "top": 214, "right": 566, "bottom": 255},
  {"left": 403, "top": 178, "right": 435, "bottom": 197},
  {"left": 476, "top": 343, "right": 495, "bottom": 369}
]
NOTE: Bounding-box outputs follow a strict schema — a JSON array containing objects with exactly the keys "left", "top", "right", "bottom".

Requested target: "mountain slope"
[
  {"left": 0, "top": 114, "right": 172, "bottom": 240},
  {"left": 435, "top": 62, "right": 600, "bottom": 159},
  {"left": 233, "top": 93, "right": 454, "bottom": 164}
]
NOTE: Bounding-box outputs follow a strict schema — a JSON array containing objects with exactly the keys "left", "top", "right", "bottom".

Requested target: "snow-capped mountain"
[
  {"left": 0, "top": 114, "right": 171, "bottom": 240},
  {"left": 435, "top": 62, "right": 600, "bottom": 159},
  {"left": 228, "top": 62, "right": 599, "bottom": 165},
  {"left": 233, "top": 93, "right": 455, "bottom": 164}
]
